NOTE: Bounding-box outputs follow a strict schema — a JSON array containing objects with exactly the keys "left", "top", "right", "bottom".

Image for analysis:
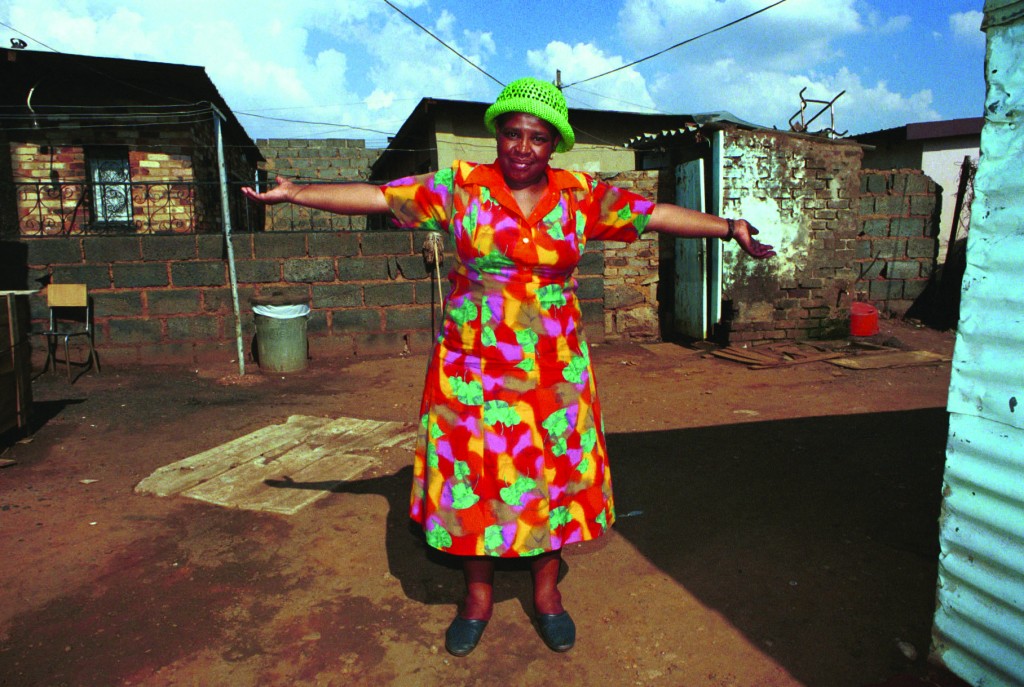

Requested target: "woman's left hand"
[{"left": 733, "top": 219, "right": 776, "bottom": 259}]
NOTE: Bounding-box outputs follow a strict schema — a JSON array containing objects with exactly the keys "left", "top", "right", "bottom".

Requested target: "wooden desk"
[{"left": 0, "top": 290, "right": 35, "bottom": 435}]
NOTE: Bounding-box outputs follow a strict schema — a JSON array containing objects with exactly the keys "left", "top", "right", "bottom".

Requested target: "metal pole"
[{"left": 211, "top": 103, "right": 245, "bottom": 376}]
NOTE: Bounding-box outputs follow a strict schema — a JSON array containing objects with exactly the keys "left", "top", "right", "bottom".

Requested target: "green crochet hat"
[{"left": 484, "top": 77, "right": 575, "bottom": 153}]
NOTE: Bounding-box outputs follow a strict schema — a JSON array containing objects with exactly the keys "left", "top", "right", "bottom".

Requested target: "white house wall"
[
  {"left": 921, "top": 139, "right": 979, "bottom": 261},
  {"left": 934, "top": 6, "right": 1024, "bottom": 686}
]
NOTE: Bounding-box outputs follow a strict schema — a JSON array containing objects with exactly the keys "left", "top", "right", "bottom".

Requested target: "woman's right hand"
[{"left": 241, "top": 175, "right": 298, "bottom": 205}]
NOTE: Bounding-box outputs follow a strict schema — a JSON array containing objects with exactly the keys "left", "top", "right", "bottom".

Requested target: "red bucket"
[{"left": 850, "top": 302, "right": 879, "bottom": 336}]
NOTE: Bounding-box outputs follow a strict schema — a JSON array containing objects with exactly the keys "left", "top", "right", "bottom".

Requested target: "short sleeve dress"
[{"left": 381, "top": 160, "right": 654, "bottom": 558}]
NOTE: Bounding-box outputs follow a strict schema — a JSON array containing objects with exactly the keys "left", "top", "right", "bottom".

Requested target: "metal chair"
[{"left": 39, "top": 284, "right": 100, "bottom": 382}]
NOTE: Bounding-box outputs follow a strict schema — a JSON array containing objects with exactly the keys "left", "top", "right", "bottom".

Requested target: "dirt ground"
[{"left": 0, "top": 318, "right": 972, "bottom": 687}]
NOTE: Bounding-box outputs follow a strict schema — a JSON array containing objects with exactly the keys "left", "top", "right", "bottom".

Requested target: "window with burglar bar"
[{"left": 87, "top": 147, "right": 134, "bottom": 229}]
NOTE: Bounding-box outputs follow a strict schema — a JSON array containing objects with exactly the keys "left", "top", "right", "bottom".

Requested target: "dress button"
[{"left": 522, "top": 237, "right": 530, "bottom": 244}]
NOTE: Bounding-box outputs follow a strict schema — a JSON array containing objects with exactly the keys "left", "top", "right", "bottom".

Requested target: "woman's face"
[{"left": 495, "top": 112, "right": 559, "bottom": 190}]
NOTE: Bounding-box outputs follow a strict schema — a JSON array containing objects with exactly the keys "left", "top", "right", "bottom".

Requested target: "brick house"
[
  {"left": 627, "top": 121, "right": 940, "bottom": 342},
  {"left": 0, "top": 48, "right": 261, "bottom": 239}
]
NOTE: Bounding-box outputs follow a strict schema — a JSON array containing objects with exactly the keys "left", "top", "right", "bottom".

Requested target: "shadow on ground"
[{"left": 608, "top": 407, "right": 948, "bottom": 686}]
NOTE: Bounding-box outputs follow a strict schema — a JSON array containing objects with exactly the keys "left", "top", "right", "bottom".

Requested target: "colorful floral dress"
[{"left": 381, "top": 160, "right": 654, "bottom": 558}]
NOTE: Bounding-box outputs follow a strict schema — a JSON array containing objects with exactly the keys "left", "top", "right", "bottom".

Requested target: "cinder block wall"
[
  {"left": 20, "top": 229, "right": 608, "bottom": 364},
  {"left": 590, "top": 171, "right": 663, "bottom": 342},
  {"left": 256, "top": 139, "right": 381, "bottom": 232},
  {"left": 856, "top": 169, "right": 939, "bottom": 314}
]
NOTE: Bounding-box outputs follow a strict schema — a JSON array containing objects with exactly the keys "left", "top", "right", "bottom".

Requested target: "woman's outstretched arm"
[
  {"left": 647, "top": 204, "right": 776, "bottom": 259},
  {"left": 242, "top": 175, "right": 390, "bottom": 215}
]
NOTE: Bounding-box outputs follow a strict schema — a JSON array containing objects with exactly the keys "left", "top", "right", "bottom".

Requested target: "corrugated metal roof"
[{"left": 935, "top": 9, "right": 1024, "bottom": 686}]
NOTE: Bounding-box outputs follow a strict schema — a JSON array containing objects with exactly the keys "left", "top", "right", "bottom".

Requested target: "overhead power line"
[
  {"left": 564, "top": 0, "right": 791, "bottom": 88},
  {"left": 382, "top": 0, "right": 504, "bottom": 87},
  {"left": 233, "top": 110, "right": 397, "bottom": 138},
  {"left": 0, "top": 19, "right": 62, "bottom": 53}
]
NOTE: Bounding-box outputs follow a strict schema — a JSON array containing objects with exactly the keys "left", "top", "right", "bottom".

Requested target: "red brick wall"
[{"left": 7, "top": 118, "right": 253, "bottom": 236}]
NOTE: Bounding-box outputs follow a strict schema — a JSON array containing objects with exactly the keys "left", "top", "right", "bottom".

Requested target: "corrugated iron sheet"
[{"left": 934, "top": 9, "right": 1024, "bottom": 686}]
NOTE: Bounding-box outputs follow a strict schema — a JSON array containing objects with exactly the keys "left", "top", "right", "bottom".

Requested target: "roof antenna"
[{"left": 555, "top": 70, "right": 562, "bottom": 90}]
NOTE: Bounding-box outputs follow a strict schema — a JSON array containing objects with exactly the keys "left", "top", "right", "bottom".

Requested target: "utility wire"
[
  {"left": 0, "top": 20, "right": 62, "bottom": 53},
  {"left": 564, "top": 0, "right": 790, "bottom": 88},
  {"left": 233, "top": 110, "right": 397, "bottom": 138},
  {"left": 382, "top": 0, "right": 504, "bottom": 87}
]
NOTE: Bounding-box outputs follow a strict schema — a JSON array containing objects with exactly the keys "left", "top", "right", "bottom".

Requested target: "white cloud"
[
  {"left": 617, "top": 0, "right": 943, "bottom": 134},
  {"left": 950, "top": 11, "right": 985, "bottom": 49},
  {"left": 618, "top": 0, "right": 862, "bottom": 72},
  {"left": 865, "top": 10, "right": 911, "bottom": 34},
  {"left": 2, "top": 0, "right": 503, "bottom": 144},
  {"left": 527, "top": 41, "right": 656, "bottom": 112},
  {"left": 365, "top": 89, "right": 396, "bottom": 111}
]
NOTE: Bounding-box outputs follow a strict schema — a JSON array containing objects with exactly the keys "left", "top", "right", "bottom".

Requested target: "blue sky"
[{"left": 2, "top": 0, "right": 986, "bottom": 145}]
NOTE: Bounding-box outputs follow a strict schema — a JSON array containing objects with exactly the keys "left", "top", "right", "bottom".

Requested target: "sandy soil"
[{"left": 0, "top": 319, "right": 971, "bottom": 687}]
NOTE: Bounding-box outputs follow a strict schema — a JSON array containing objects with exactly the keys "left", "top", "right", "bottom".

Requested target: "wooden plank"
[
  {"left": 222, "top": 453, "right": 379, "bottom": 515},
  {"left": 827, "top": 350, "right": 950, "bottom": 370},
  {"left": 748, "top": 352, "right": 846, "bottom": 369},
  {"left": 712, "top": 348, "right": 776, "bottom": 364},
  {"left": 135, "top": 415, "right": 418, "bottom": 515},
  {"left": 134, "top": 415, "right": 329, "bottom": 496}
]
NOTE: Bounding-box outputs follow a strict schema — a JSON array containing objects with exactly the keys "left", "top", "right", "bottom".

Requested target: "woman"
[{"left": 243, "top": 77, "right": 774, "bottom": 657}]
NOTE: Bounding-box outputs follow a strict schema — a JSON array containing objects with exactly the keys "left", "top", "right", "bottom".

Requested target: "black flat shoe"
[
  {"left": 536, "top": 611, "right": 575, "bottom": 652},
  {"left": 445, "top": 616, "right": 488, "bottom": 656}
]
